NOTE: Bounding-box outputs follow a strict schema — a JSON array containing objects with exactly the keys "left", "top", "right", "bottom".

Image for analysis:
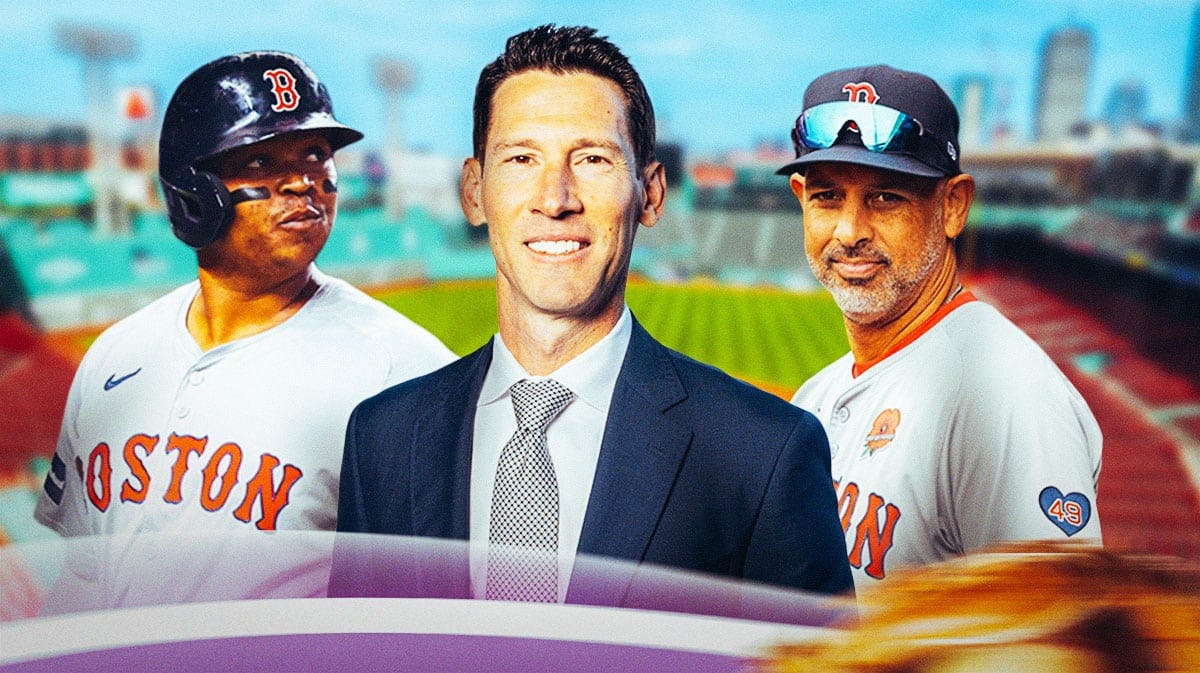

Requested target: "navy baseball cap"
[{"left": 777, "top": 64, "right": 961, "bottom": 178}]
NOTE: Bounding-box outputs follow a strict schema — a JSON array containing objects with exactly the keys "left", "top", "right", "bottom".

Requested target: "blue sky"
[{"left": 1, "top": 0, "right": 1195, "bottom": 158}]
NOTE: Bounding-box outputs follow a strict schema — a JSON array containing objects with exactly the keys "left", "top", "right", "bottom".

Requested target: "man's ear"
[
  {"left": 941, "top": 173, "right": 975, "bottom": 239},
  {"left": 638, "top": 161, "right": 666, "bottom": 227},
  {"left": 789, "top": 173, "right": 806, "bottom": 201},
  {"left": 460, "top": 157, "right": 486, "bottom": 227}
]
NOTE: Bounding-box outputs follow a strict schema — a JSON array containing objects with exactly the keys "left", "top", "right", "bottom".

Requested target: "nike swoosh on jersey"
[{"left": 104, "top": 368, "right": 142, "bottom": 391}]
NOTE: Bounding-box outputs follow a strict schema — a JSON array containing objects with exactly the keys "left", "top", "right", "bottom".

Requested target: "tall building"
[
  {"left": 952, "top": 74, "right": 992, "bottom": 149},
  {"left": 1104, "top": 79, "right": 1149, "bottom": 133},
  {"left": 1033, "top": 25, "right": 1094, "bottom": 142},
  {"left": 1182, "top": 3, "right": 1200, "bottom": 142}
]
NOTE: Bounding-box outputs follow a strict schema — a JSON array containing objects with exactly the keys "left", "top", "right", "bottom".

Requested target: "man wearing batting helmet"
[
  {"left": 35, "top": 51, "right": 453, "bottom": 537},
  {"left": 780, "top": 65, "right": 1102, "bottom": 590}
]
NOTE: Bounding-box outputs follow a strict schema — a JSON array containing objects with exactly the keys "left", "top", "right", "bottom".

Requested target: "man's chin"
[{"left": 825, "top": 287, "right": 893, "bottom": 325}]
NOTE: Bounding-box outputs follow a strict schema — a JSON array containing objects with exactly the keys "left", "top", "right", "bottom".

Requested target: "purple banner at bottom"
[{"left": 2, "top": 632, "right": 742, "bottom": 673}]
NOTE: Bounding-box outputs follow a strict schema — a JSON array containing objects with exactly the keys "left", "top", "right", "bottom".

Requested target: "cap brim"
[
  {"left": 202, "top": 116, "right": 364, "bottom": 163},
  {"left": 775, "top": 145, "right": 946, "bottom": 178},
  {"left": 294, "top": 119, "right": 364, "bottom": 152}
]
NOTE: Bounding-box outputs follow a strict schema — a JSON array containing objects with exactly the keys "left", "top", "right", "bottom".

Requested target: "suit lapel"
[
  {"left": 576, "top": 320, "right": 692, "bottom": 564},
  {"left": 410, "top": 341, "right": 493, "bottom": 540}
]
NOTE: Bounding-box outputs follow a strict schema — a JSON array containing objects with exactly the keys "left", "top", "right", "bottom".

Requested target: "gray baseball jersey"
[
  {"left": 35, "top": 268, "right": 455, "bottom": 535},
  {"left": 792, "top": 294, "right": 1102, "bottom": 590}
]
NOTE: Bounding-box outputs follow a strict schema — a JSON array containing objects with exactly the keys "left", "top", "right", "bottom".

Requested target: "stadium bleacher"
[
  {"left": 0, "top": 204, "right": 511, "bottom": 328},
  {"left": 653, "top": 206, "right": 816, "bottom": 288}
]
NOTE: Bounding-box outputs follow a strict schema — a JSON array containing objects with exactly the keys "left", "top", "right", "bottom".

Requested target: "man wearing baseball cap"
[{"left": 780, "top": 65, "right": 1103, "bottom": 590}]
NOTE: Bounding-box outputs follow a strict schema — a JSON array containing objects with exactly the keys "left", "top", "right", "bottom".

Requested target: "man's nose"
[
  {"left": 530, "top": 161, "right": 583, "bottom": 218},
  {"left": 832, "top": 201, "right": 872, "bottom": 249},
  {"left": 279, "top": 170, "right": 317, "bottom": 195}
]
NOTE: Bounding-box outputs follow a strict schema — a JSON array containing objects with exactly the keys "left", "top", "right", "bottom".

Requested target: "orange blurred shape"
[{"left": 123, "top": 90, "right": 151, "bottom": 121}]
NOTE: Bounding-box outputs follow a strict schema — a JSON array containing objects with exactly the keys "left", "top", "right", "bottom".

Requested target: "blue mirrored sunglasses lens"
[{"left": 798, "top": 102, "right": 909, "bottom": 151}]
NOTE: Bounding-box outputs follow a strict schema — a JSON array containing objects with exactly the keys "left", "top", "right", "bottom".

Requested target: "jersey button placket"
[{"left": 175, "top": 361, "right": 208, "bottom": 420}]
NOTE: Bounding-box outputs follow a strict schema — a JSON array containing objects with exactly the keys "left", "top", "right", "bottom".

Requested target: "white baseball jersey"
[
  {"left": 792, "top": 294, "right": 1102, "bottom": 590},
  {"left": 36, "top": 268, "right": 455, "bottom": 536}
]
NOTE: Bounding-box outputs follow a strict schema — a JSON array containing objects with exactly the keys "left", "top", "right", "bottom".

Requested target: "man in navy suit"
[{"left": 335, "top": 24, "right": 852, "bottom": 601}]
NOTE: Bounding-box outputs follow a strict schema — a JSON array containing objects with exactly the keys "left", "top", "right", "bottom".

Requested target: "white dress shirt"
[{"left": 469, "top": 307, "right": 633, "bottom": 602}]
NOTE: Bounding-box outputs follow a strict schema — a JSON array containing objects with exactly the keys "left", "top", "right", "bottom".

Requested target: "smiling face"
[
  {"left": 199, "top": 130, "right": 337, "bottom": 286},
  {"left": 791, "top": 162, "right": 961, "bottom": 327},
  {"left": 461, "top": 69, "right": 664, "bottom": 331}
]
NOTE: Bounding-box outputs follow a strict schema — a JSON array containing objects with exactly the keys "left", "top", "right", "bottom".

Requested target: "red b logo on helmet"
[
  {"left": 263, "top": 69, "right": 301, "bottom": 112},
  {"left": 842, "top": 82, "right": 879, "bottom": 104}
]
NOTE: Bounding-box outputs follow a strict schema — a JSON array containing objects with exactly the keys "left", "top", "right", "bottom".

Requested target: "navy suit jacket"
[{"left": 335, "top": 318, "right": 852, "bottom": 597}]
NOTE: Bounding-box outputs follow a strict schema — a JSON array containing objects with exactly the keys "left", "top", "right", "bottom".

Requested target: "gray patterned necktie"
[{"left": 486, "top": 378, "right": 574, "bottom": 602}]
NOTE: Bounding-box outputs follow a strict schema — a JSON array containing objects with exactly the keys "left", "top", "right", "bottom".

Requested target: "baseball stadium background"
[{"left": 1, "top": 0, "right": 1199, "bottom": 604}]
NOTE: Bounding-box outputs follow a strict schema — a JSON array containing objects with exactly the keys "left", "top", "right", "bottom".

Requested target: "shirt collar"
[{"left": 478, "top": 306, "right": 633, "bottom": 414}]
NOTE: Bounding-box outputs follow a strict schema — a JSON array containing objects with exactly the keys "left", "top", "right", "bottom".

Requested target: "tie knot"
[{"left": 510, "top": 379, "right": 574, "bottom": 432}]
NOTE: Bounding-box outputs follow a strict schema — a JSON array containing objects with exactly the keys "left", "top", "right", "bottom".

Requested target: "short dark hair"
[{"left": 472, "top": 24, "right": 656, "bottom": 169}]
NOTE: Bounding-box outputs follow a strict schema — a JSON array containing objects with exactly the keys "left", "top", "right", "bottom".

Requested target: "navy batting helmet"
[{"left": 158, "top": 51, "right": 363, "bottom": 249}]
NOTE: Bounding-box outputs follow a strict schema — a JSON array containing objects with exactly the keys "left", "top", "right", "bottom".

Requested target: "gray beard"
[{"left": 810, "top": 231, "right": 945, "bottom": 327}]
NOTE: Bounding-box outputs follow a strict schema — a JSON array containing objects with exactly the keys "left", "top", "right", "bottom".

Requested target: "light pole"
[
  {"left": 55, "top": 22, "right": 138, "bottom": 236},
  {"left": 372, "top": 56, "right": 414, "bottom": 222}
]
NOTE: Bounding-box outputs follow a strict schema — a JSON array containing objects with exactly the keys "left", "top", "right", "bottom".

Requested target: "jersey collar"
[{"left": 851, "top": 290, "right": 977, "bottom": 378}]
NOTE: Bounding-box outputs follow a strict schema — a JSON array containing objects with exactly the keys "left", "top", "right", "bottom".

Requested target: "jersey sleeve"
[
  {"left": 381, "top": 321, "right": 455, "bottom": 389},
  {"left": 34, "top": 356, "right": 93, "bottom": 537},
  {"left": 944, "top": 369, "right": 1102, "bottom": 552}
]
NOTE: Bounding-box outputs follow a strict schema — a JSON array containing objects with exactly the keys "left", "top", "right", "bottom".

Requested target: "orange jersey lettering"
[
  {"left": 86, "top": 443, "right": 112, "bottom": 512},
  {"left": 163, "top": 433, "right": 207, "bottom": 504},
  {"left": 233, "top": 453, "right": 303, "bottom": 531},
  {"left": 200, "top": 442, "right": 243, "bottom": 512},
  {"left": 120, "top": 434, "right": 160, "bottom": 504},
  {"left": 847, "top": 492, "right": 901, "bottom": 580}
]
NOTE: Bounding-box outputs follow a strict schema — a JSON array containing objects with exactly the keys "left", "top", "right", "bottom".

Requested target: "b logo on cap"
[
  {"left": 263, "top": 68, "right": 301, "bottom": 112},
  {"left": 842, "top": 82, "right": 879, "bottom": 104}
]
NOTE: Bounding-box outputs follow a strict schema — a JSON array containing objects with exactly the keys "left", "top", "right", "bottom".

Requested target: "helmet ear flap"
[{"left": 161, "top": 167, "right": 234, "bottom": 249}]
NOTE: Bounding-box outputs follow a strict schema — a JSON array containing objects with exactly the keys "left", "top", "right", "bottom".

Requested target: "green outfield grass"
[
  {"left": 375, "top": 279, "right": 849, "bottom": 394},
  {"left": 59, "top": 279, "right": 849, "bottom": 394},
  {"left": 378, "top": 280, "right": 501, "bottom": 356}
]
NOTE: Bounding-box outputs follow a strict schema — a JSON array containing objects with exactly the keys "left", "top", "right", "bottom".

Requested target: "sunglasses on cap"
[{"left": 791, "top": 101, "right": 959, "bottom": 175}]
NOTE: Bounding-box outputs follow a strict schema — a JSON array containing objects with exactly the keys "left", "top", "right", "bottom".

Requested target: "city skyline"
[
  {"left": 1034, "top": 25, "right": 1094, "bottom": 141},
  {"left": 0, "top": 1, "right": 1195, "bottom": 158}
]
